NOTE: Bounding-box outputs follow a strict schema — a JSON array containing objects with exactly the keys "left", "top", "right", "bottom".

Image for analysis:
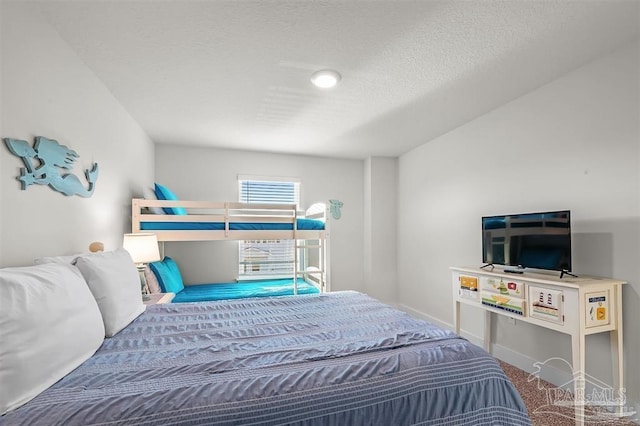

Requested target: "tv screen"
[{"left": 482, "top": 210, "right": 572, "bottom": 272}]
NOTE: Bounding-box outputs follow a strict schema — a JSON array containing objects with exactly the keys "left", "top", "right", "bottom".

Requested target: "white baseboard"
[
  {"left": 393, "top": 302, "right": 455, "bottom": 331},
  {"left": 394, "top": 302, "right": 639, "bottom": 420}
]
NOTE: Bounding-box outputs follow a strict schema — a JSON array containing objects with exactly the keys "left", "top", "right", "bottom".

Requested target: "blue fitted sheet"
[
  {"left": 1, "top": 292, "right": 531, "bottom": 426},
  {"left": 141, "top": 217, "right": 325, "bottom": 231},
  {"left": 173, "top": 279, "right": 320, "bottom": 303}
]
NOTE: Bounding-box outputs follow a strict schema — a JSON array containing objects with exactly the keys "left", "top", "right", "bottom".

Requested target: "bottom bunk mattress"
[
  {"left": 173, "top": 278, "right": 320, "bottom": 303},
  {"left": 2, "top": 291, "right": 531, "bottom": 426}
]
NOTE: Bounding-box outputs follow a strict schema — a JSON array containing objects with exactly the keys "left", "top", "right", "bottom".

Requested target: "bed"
[
  {"left": 132, "top": 197, "right": 329, "bottom": 294},
  {"left": 147, "top": 255, "right": 322, "bottom": 303},
  {"left": 1, "top": 289, "right": 531, "bottom": 425}
]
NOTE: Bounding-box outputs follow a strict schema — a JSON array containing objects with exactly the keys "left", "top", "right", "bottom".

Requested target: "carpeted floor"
[{"left": 500, "top": 361, "right": 638, "bottom": 425}]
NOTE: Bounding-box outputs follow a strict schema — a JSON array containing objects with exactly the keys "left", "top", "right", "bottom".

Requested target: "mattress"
[
  {"left": 172, "top": 278, "right": 320, "bottom": 303},
  {"left": 140, "top": 217, "right": 325, "bottom": 231},
  {"left": 1, "top": 291, "right": 531, "bottom": 426}
]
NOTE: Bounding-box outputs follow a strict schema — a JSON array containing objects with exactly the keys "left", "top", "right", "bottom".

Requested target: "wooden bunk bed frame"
[{"left": 131, "top": 199, "right": 330, "bottom": 293}]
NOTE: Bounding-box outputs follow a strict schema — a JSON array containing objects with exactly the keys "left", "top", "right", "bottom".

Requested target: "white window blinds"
[
  {"left": 238, "top": 177, "right": 300, "bottom": 278},
  {"left": 239, "top": 180, "right": 299, "bottom": 204}
]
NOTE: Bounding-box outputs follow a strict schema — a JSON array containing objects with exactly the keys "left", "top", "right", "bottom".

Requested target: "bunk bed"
[{"left": 131, "top": 198, "right": 329, "bottom": 296}]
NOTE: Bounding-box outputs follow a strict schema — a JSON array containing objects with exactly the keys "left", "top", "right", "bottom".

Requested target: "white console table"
[{"left": 451, "top": 266, "right": 626, "bottom": 425}]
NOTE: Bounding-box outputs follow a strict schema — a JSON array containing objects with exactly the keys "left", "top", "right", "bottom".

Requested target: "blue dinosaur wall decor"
[{"left": 3, "top": 136, "right": 98, "bottom": 197}]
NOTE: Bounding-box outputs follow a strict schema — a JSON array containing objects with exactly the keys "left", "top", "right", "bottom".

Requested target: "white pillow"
[
  {"left": 33, "top": 254, "right": 82, "bottom": 265},
  {"left": 0, "top": 263, "right": 105, "bottom": 414},
  {"left": 75, "top": 248, "right": 145, "bottom": 337},
  {"left": 142, "top": 186, "right": 164, "bottom": 214}
]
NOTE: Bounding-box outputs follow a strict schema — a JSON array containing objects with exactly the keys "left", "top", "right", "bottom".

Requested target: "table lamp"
[{"left": 122, "top": 233, "right": 161, "bottom": 301}]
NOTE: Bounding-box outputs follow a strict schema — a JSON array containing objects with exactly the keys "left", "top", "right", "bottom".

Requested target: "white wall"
[
  {"left": 155, "top": 145, "right": 364, "bottom": 292},
  {"left": 0, "top": 3, "right": 154, "bottom": 267},
  {"left": 0, "top": 2, "right": 5, "bottom": 267},
  {"left": 397, "top": 42, "right": 640, "bottom": 409},
  {"left": 364, "top": 157, "right": 397, "bottom": 303}
]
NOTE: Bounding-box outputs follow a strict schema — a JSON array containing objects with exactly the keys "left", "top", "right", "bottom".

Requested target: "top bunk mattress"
[{"left": 140, "top": 217, "right": 325, "bottom": 231}]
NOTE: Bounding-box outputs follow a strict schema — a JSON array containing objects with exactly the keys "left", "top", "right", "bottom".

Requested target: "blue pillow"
[
  {"left": 149, "top": 257, "right": 185, "bottom": 294},
  {"left": 153, "top": 183, "right": 187, "bottom": 215},
  {"left": 148, "top": 261, "right": 171, "bottom": 293},
  {"left": 162, "top": 257, "right": 184, "bottom": 285}
]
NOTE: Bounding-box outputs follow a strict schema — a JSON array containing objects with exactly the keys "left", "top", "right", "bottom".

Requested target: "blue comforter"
[
  {"left": 1, "top": 291, "right": 530, "bottom": 425},
  {"left": 173, "top": 278, "right": 320, "bottom": 303}
]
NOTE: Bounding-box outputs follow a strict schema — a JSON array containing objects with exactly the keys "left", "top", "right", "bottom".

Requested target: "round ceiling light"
[{"left": 310, "top": 69, "right": 341, "bottom": 89}]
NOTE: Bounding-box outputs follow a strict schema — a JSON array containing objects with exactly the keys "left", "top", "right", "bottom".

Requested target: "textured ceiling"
[{"left": 33, "top": 1, "right": 639, "bottom": 159}]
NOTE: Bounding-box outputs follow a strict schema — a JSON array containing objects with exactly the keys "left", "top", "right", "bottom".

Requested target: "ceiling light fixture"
[{"left": 310, "top": 69, "right": 341, "bottom": 89}]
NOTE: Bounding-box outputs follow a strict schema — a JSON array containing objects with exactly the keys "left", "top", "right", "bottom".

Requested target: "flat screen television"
[{"left": 482, "top": 210, "right": 572, "bottom": 273}]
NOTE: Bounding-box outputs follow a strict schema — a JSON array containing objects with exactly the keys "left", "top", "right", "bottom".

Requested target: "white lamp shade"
[{"left": 122, "top": 233, "right": 161, "bottom": 264}]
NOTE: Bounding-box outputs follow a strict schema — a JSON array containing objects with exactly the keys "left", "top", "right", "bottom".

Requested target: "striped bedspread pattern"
[{"left": 1, "top": 291, "right": 530, "bottom": 425}]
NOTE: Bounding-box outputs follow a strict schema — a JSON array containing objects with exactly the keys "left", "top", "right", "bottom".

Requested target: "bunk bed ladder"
[
  {"left": 295, "top": 240, "right": 326, "bottom": 293},
  {"left": 293, "top": 211, "right": 298, "bottom": 295},
  {"left": 293, "top": 242, "right": 298, "bottom": 296},
  {"left": 224, "top": 202, "right": 230, "bottom": 238}
]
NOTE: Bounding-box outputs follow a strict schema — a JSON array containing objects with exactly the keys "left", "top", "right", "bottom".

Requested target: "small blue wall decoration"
[
  {"left": 3, "top": 136, "right": 98, "bottom": 197},
  {"left": 329, "top": 199, "right": 343, "bottom": 220}
]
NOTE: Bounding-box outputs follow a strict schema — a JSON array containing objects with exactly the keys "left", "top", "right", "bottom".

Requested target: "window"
[{"left": 238, "top": 177, "right": 300, "bottom": 279}]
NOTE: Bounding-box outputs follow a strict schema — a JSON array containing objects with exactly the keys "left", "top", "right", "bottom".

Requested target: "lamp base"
[{"left": 136, "top": 265, "right": 151, "bottom": 301}]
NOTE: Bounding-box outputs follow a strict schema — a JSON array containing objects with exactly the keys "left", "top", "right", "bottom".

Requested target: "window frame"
[{"left": 237, "top": 175, "right": 301, "bottom": 280}]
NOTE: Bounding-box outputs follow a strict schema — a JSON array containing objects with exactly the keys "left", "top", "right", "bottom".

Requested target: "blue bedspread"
[
  {"left": 141, "top": 217, "right": 325, "bottom": 231},
  {"left": 1, "top": 291, "right": 531, "bottom": 426},
  {"left": 173, "top": 279, "right": 320, "bottom": 303}
]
